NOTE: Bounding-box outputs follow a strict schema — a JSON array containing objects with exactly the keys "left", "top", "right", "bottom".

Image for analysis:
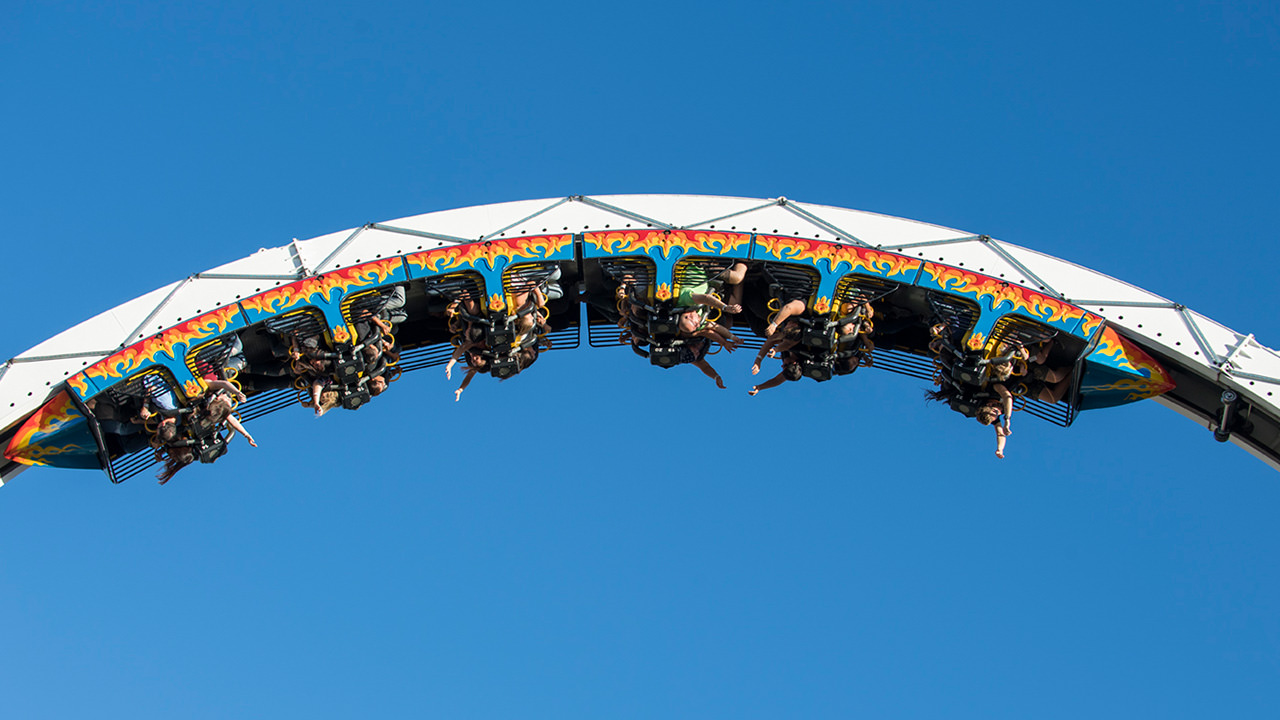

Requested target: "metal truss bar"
[
  {"left": 481, "top": 197, "right": 574, "bottom": 241},
  {"left": 370, "top": 223, "right": 476, "bottom": 245},
  {"left": 573, "top": 196, "right": 675, "bottom": 231},
  {"left": 312, "top": 225, "right": 368, "bottom": 275},
  {"left": 1066, "top": 299, "right": 1179, "bottom": 309},
  {"left": 984, "top": 237, "right": 1060, "bottom": 296},
  {"left": 121, "top": 278, "right": 193, "bottom": 347},
  {"left": 194, "top": 272, "right": 302, "bottom": 281},
  {"left": 9, "top": 350, "right": 115, "bottom": 363},
  {"left": 680, "top": 199, "right": 781, "bottom": 230},
  {"left": 781, "top": 201, "right": 871, "bottom": 247},
  {"left": 1178, "top": 307, "right": 1220, "bottom": 364},
  {"left": 876, "top": 235, "right": 983, "bottom": 251}
]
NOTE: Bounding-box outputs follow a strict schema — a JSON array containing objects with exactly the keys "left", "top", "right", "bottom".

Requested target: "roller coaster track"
[{"left": 2, "top": 194, "right": 1277, "bottom": 482}]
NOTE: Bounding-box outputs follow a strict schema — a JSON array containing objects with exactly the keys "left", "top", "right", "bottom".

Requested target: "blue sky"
[{"left": 3, "top": 2, "right": 1279, "bottom": 718}]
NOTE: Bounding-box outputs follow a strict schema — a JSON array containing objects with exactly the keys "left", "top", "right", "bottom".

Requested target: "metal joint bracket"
[
  {"left": 1217, "top": 333, "right": 1256, "bottom": 374},
  {"left": 288, "top": 239, "right": 312, "bottom": 277}
]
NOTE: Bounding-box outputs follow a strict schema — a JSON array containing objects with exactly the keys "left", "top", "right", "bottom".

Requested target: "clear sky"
[{"left": 3, "top": 2, "right": 1280, "bottom": 718}]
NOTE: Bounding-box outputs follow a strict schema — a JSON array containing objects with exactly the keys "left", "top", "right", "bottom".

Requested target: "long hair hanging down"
[
  {"left": 156, "top": 446, "right": 194, "bottom": 485},
  {"left": 924, "top": 385, "right": 958, "bottom": 404}
]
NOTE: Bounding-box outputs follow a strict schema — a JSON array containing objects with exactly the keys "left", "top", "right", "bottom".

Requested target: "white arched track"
[{"left": 3, "top": 194, "right": 1279, "bottom": 480}]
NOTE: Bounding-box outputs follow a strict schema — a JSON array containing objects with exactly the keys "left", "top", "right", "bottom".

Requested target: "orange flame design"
[
  {"left": 5, "top": 392, "right": 83, "bottom": 465},
  {"left": 406, "top": 244, "right": 489, "bottom": 275},
  {"left": 406, "top": 235, "right": 572, "bottom": 274},
  {"left": 1129, "top": 352, "right": 1174, "bottom": 392},
  {"left": 1079, "top": 312, "right": 1103, "bottom": 338},
  {"left": 7, "top": 392, "right": 77, "bottom": 452},
  {"left": 585, "top": 231, "right": 750, "bottom": 259},
  {"left": 1089, "top": 327, "right": 1176, "bottom": 393},
  {"left": 332, "top": 325, "right": 351, "bottom": 343},
  {"left": 183, "top": 379, "right": 204, "bottom": 399},
  {"left": 10, "top": 443, "right": 91, "bottom": 465},
  {"left": 240, "top": 285, "right": 310, "bottom": 316},
  {"left": 1090, "top": 327, "right": 1133, "bottom": 371},
  {"left": 68, "top": 374, "right": 90, "bottom": 397},
  {"left": 967, "top": 331, "right": 987, "bottom": 350},
  {"left": 327, "top": 257, "right": 404, "bottom": 294},
  {"left": 242, "top": 258, "right": 404, "bottom": 319},
  {"left": 483, "top": 235, "right": 573, "bottom": 264},
  {"left": 813, "top": 296, "right": 831, "bottom": 315},
  {"left": 488, "top": 293, "right": 507, "bottom": 312},
  {"left": 756, "top": 236, "right": 922, "bottom": 279},
  {"left": 655, "top": 283, "right": 672, "bottom": 301},
  {"left": 76, "top": 257, "right": 403, "bottom": 391},
  {"left": 84, "top": 305, "right": 242, "bottom": 386},
  {"left": 923, "top": 264, "right": 1086, "bottom": 327},
  {"left": 1083, "top": 378, "right": 1174, "bottom": 402}
]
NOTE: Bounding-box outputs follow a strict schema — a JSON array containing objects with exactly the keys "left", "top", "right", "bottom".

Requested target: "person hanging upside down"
[{"left": 974, "top": 382, "right": 1015, "bottom": 459}]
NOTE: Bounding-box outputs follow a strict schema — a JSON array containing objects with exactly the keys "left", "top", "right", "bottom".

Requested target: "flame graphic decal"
[
  {"left": 585, "top": 231, "right": 751, "bottom": 259},
  {"left": 1088, "top": 326, "right": 1176, "bottom": 395},
  {"left": 5, "top": 391, "right": 83, "bottom": 465},
  {"left": 655, "top": 283, "right": 672, "bottom": 301},
  {"left": 488, "top": 293, "right": 507, "bottom": 312},
  {"left": 923, "top": 264, "right": 1086, "bottom": 327},
  {"left": 755, "top": 236, "right": 922, "bottom": 279},
  {"left": 242, "top": 258, "right": 405, "bottom": 319},
  {"left": 813, "top": 296, "right": 831, "bottom": 315},
  {"left": 12, "top": 443, "right": 91, "bottom": 464},
  {"left": 68, "top": 374, "right": 90, "bottom": 397},
  {"left": 82, "top": 305, "right": 242, "bottom": 387},
  {"left": 496, "top": 234, "right": 573, "bottom": 261},
  {"left": 1090, "top": 327, "right": 1135, "bottom": 371},
  {"left": 8, "top": 392, "right": 79, "bottom": 449},
  {"left": 1079, "top": 312, "right": 1104, "bottom": 338},
  {"left": 406, "top": 244, "right": 489, "bottom": 275},
  {"left": 406, "top": 235, "right": 573, "bottom": 274},
  {"left": 1082, "top": 377, "right": 1173, "bottom": 402},
  {"left": 78, "top": 256, "right": 406, "bottom": 391}
]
